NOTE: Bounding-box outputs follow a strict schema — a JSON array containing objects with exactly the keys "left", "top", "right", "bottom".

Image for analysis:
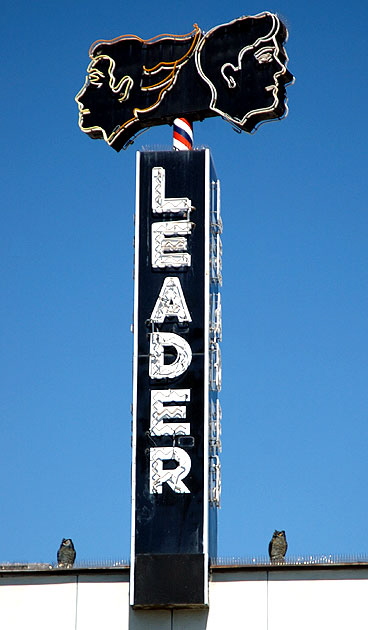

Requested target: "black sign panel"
[
  {"left": 75, "top": 12, "right": 293, "bottom": 151},
  {"left": 131, "top": 150, "right": 219, "bottom": 607}
]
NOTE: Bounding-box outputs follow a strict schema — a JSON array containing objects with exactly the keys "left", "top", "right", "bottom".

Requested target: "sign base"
[{"left": 133, "top": 554, "right": 207, "bottom": 608}]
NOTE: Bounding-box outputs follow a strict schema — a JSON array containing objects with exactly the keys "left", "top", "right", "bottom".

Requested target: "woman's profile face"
[
  {"left": 76, "top": 55, "right": 135, "bottom": 142},
  {"left": 76, "top": 57, "right": 113, "bottom": 140},
  {"left": 75, "top": 31, "right": 200, "bottom": 148}
]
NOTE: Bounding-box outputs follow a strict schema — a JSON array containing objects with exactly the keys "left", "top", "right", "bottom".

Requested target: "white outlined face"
[
  {"left": 196, "top": 13, "right": 293, "bottom": 131},
  {"left": 221, "top": 34, "right": 290, "bottom": 120}
]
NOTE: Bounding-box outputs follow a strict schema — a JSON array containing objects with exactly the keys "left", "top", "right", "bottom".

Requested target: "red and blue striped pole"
[{"left": 173, "top": 118, "right": 193, "bottom": 150}]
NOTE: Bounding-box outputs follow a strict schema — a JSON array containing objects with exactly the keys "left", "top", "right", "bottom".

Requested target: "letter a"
[{"left": 150, "top": 277, "right": 192, "bottom": 323}]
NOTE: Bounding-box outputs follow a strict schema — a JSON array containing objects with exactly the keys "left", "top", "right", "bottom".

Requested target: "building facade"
[{"left": 1, "top": 562, "right": 367, "bottom": 629}]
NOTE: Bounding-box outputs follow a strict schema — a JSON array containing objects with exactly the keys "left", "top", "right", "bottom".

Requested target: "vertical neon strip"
[
  {"left": 130, "top": 151, "right": 141, "bottom": 605},
  {"left": 203, "top": 148, "right": 210, "bottom": 604}
]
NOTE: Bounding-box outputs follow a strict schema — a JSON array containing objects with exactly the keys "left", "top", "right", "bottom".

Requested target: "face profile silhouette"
[
  {"left": 75, "top": 27, "right": 201, "bottom": 150},
  {"left": 75, "top": 13, "right": 293, "bottom": 151},
  {"left": 196, "top": 12, "right": 293, "bottom": 132}
]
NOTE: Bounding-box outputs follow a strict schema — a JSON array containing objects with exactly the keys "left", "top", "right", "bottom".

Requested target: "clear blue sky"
[{"left": 1, "top": 0, "right": 368, "bottom": 565}]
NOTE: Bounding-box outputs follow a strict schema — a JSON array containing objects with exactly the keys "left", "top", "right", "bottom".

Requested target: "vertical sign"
[{"left": 131, "top": 149, "right": 221, "bottom": 607}]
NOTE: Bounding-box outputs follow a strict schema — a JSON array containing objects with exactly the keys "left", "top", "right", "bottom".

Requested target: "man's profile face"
[
  {"left": 221, "top": 35, "right": 293, "bottom": 125},
  {"left": 195, "top": 13, "right": 294, "bottom": 133}
]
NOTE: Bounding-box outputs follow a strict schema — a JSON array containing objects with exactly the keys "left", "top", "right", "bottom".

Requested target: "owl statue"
[
  {"left": 268, "top": 530, "right": 287, "bottom": 563},
  {"left": 57, "top": 538, "right": 76, "bottom": 568}
]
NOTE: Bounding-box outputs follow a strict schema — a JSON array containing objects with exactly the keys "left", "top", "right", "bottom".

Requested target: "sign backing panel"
[{"left": 131, "top": 149, "right": 219, "bottom": 607}]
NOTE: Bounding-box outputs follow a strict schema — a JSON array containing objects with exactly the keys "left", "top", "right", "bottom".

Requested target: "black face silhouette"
[
  {"left": 76, "top": 48, "right": 141, "bottom": 141},
  {"left": 75, "top": 13, "right": 293, "bottom": 151},
  {"left": 196, "top": 12, "right": 293, "bottom": 132},
  {"left": 76, "top": 26, "right": 203, "bottom": 150}
]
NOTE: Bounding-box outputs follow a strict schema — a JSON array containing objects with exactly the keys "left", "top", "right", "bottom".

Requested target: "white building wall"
[
  {"left": 77, "top": 575, "right": 129, "bottom": 630},
  {"left": 267, "top": 569, "right": 368, "bottom": 630},
  {"left": 0, "top": 567, "right": 367, "bottom": 630},
  {"left": 0, "top": 575, "right": 77, "bottom": 630}
]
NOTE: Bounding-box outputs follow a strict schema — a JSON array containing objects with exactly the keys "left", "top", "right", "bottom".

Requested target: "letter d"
[{"left": 149, "top": 332, "right": 192, "bottom": 379}]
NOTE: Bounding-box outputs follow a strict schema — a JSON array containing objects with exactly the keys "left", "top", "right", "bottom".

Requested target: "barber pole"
[
  {"left": 173, "top": 118, "right": 193, "bottom": 151},
  {"left": 130, "top": 148, "right": 222, "bottom": 607}
]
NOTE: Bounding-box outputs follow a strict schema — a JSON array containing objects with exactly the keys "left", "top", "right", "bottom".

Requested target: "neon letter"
[
  {"left": 149, "top": 332, "right": 192, "bottom": 379},
  {"left": 152, "top": 167, "right": 191, "bottom": 214},
  {"left": 150, "top": 389, "right": 191, "bottom": 436},
  {"left": 150, "top": 277, "right": 192, "bottom": 323},
  {"left": 150, "top": 446, "right": 191, "bottom": 493},
  {"left": 151, "top": 220, "right": 192, "bottom": 268}
]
